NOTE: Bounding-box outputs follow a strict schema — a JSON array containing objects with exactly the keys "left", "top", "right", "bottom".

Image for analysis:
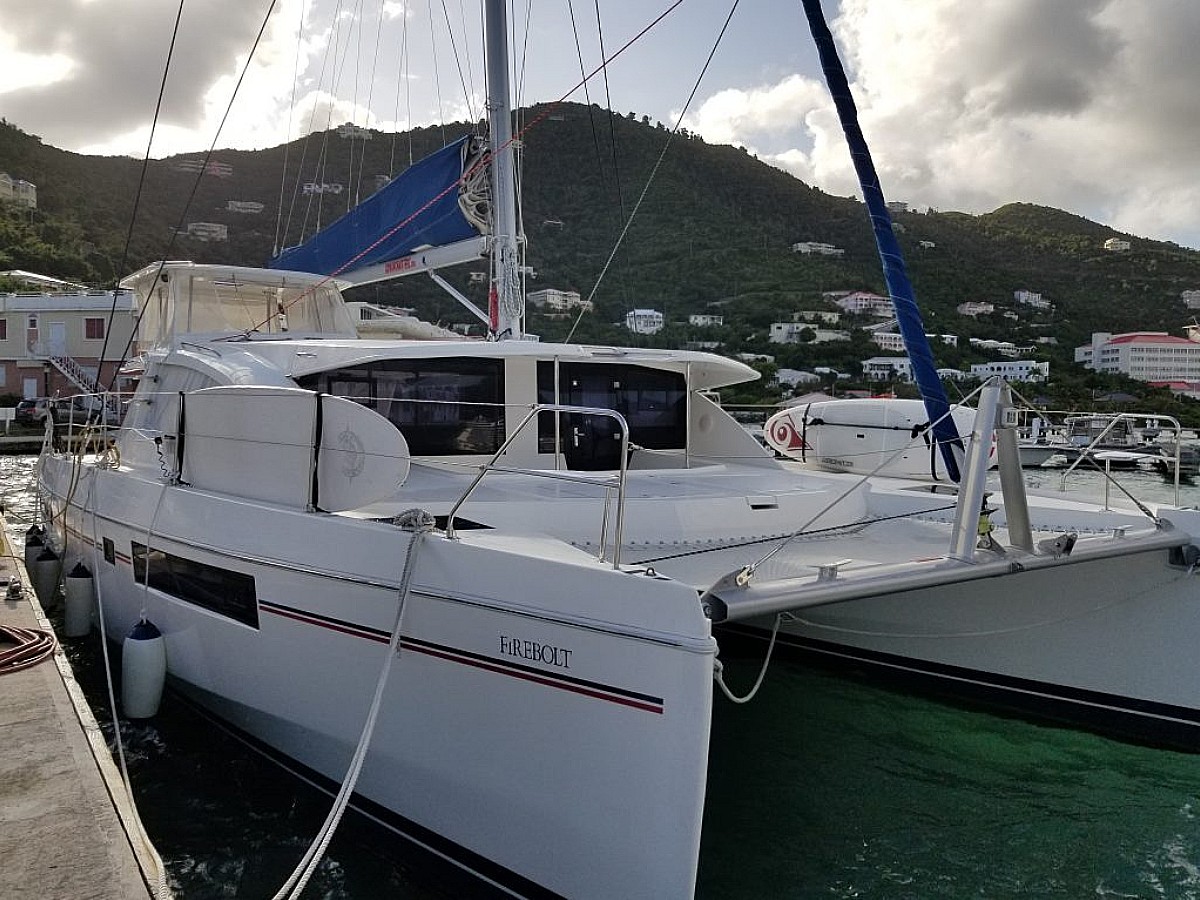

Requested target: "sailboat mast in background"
[{"left": 484, "top": 0, "right": 523, "bottom": 340}]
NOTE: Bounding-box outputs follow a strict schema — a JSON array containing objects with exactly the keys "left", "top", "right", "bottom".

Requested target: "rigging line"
[
  {"left": 284, "top": 0, "right": 346, "bottom": 249},
  {"left": 427, "top": 2, "right": 448, "bottom": 144},
  {"left": 594, "top": 0, "right": 627, "bottom": 220},
  {"left": 389, "top": 3, "right": 413, "bottom": 173},
  {"left": 566, "top": 0, "right": 739, "bottom": 343},
  {"left": 97, "top": 0, "right": 186, "bottom": 377},
  {"left": 566, "top": 0, "right": 614, "bottom": 238},
  {"left": 460, "top": 0, "right": 478, "bottom": 111},
  {"left": 437, "top": 0, "right": 476, "bottom": 122},
  {"left": 634, "top": 505, "right": 959, "bottom": 565},
  {"left": 516, "top": 0, "right": 533, "bottom": 108},
  {"left": 354, "top": 0, "right": 389, "bottom": 207},
  {"left": 273, "top": 0, "right": 309, "bottom": 257},
  {"left": 347, "top": 0, "right": 366, "bottom": 211},
  {"left": 312, "top": 4, "right": 361, "bottom": 232},
  {"left": 106, "top": 0, "right": 280, "bottom": 393}
]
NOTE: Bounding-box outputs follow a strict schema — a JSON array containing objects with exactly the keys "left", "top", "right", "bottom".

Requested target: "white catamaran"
[{"left": 35, "top": 1, "right": 1200, "bottom": 896}]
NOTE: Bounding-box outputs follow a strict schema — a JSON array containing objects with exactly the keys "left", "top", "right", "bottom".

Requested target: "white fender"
[
  {"left": 63, "top": 562, "right": 96, "bottom": 638},
  {"left": 122, "top": 619, "right": 167, "bottom": 719}
]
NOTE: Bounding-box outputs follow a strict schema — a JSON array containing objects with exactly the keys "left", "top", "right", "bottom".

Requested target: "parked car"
[
  {"left": 14, "top": 396, "right": 121, "bottom": 429},
  {"left": 52, "top": 397, "right": 122, "bottom": 427},
  {"left": 14, "top": 398, "right": 50, "bottom": 426}
]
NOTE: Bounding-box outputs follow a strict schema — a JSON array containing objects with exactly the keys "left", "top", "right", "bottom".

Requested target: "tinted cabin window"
[
  {"left": 537, "top": 362, "right": 686, "bottom": 467},
  {"left": 297, "top": 358, "right": 505, "bottom": 455},
  {"left": 131, "top": 543, "right": 258, "bottom": 627}
]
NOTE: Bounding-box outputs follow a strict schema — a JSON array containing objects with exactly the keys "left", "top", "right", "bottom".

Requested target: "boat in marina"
[{"left": 32, "top": 1, "right": 1200, "bottom": 896}]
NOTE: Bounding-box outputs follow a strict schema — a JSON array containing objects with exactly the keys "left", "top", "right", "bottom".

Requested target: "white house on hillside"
[
  {"left": 769, "top": 322, "right": 850, "bottom": 344},
  {"left": 835, "top": 291, "right": 892, "bottom": 316},
  {"left": 1013, "top": 289, "right": 1051, "bottom": 310},
  {"left": 185, "top": 222, "right": 228, "bottom": 242},
  {"left": 528, "top": 288, "right": 591, "bottom": 314},
  {"left": 625, "top": 309, "right": 664, "bottom": 334},
  {"left": 0, "top": 173, "right": 37, "bottom": 209},
  {"left": 1104, "top": 238, "right": 1131, "bottom": 252},
  {"left": 791, "top": 241, "right": 844, "bottom": 257},
  {"left": 862, "top": 357, "right": 913, "bottom": 382},
  {"left": 956, "top": 301, "right": 994, "bottom": 317},
  {"left": 688, "top": 314, "right": 723, "bottom": 327},
  {"left": 970, "top": 360, "right": 1049, "bottom": 382},
  {"left": 872, "top": 332, "right": 958, "bottom": 352}
]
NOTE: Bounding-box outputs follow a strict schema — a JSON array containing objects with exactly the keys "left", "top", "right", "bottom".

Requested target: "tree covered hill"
[{"left": 3, "top": 105, "right": 1200, "bottom": 389}]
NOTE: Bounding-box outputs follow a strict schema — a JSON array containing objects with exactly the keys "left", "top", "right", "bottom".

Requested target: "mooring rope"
[{"left": 272, "top": 508, "right": 435, "bottom": 900}]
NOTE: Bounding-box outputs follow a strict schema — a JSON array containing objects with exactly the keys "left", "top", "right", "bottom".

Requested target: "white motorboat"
[{"left": 32, "top": 2, "right": 1200, "bottom": 896}]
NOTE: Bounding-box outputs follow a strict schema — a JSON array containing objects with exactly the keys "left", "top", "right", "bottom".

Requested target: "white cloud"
[
  {"left": 0, "top": 43, "right": 74, "bottom": 94},
  {"left": 684, "top": 0, "right": 1200, "bottom": 249}
]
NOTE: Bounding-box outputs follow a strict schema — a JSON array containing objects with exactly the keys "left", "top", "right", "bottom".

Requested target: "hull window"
[
  {"left": 298, "top": 357, "right": 505, "bottom": 455},
  {"left": 131, "top": 543, "right": 259, "bottom": 627}
]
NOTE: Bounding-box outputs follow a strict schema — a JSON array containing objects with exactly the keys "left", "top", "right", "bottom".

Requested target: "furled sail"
[
  {"left": 801, "top": 0, "right": 964, "bottom": 481},
  {"left": 269, "top": 134, "right": 490, "bottom": 283}
]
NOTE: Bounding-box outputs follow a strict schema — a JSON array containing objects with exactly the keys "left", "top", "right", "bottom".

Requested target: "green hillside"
[{"left": 3, "top": 106, "right": 1200, "bottom": 417}]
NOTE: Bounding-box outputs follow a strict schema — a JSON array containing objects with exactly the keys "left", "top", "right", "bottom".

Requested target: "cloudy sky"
[{"left": 3, "top": 0, "right": 1200, "bottom": 249}]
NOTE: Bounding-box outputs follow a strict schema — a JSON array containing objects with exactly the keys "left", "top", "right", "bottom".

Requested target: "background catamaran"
[{"left": 31, "top": 1, "right": 1200, "bottom": 896}]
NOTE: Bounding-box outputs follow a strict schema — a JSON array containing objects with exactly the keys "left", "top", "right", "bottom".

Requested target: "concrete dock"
[{"left": 0, "top": 520, "right": 162, "bottom": 899}]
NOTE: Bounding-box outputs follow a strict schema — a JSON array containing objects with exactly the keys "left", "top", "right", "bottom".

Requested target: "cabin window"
[
  {"left": 536, "top": 362, "right": 687, "bottom": 461},
  {"left": 131, "top": 542, "right": 258, "bottom": 627},
  {"left": 0, "top": 318, "right": 7, "bottom": 340},
  {"left": 84, "top": 317, "right": 106, "bottom": 340},
  {"left": 297, "top": 357, "right": 505, "bottom": 455}
]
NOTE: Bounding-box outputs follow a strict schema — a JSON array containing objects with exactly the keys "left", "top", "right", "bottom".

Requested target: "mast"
[{"left": 484, "top": 0, "right": 523, "bottom": 340}]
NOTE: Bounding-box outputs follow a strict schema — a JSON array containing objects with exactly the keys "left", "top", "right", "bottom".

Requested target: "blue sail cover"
[
  {"left": 801, "top": 0, "right": 963, "bottom": 481},
  {"left": 269, "top": 134, "right": 484, "bottom": 277}
]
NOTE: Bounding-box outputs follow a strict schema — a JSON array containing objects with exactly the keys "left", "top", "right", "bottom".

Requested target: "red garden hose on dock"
[{"left": 0, "top": 626, "right": 56, "bottom": 674}]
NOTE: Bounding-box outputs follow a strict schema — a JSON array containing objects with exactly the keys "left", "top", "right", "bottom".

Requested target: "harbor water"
[{"left": 7, "top": 454, "right": 1200, "bottom": 898}]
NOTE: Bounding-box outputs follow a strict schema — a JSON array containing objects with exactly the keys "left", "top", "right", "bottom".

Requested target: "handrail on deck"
[
  {"left": 1058, "top": 411, "right": 1183, "bottom": 507},
  {"left": 444, "top": 404, "right": 632, "bottom": 567}
]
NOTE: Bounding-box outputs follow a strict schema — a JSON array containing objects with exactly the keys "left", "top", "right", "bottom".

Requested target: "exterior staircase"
[{"left": 48, "top": 355, "right": 122, "bottom": 419}]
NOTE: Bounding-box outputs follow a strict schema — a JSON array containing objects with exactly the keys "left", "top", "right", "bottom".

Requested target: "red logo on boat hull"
[{"left": 769, "top": 417, "right": 807, "bottom": 451}]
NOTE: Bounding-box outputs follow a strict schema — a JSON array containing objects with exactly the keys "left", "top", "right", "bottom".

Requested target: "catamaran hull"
[
  {"left": 40, "top": 458, "right": 716, "bottom": 899},
  {"left": 726, "top": 542, "right": 1200, "bottom": 747}
]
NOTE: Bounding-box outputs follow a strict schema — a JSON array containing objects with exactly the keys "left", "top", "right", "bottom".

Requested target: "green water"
[
  {"left": 702, "top": 658, "right": 1200, "bottom": 898},
  {"left": 8, "top": 456, "right": 1200, "bottom": 898}
]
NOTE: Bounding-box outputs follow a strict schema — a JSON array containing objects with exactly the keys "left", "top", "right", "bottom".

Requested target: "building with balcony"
[
  {"left": 625, "top": 309, "right": 664, "bottom": 334},
  {"left": 1076, "top": 331, "right": 1200, "bottom": 383},
  {"left": 1103, "top": 238, "right": 1131, "bottom": 252},
  {"left": 688, "top": 314, "right": 723, "bottom": 327},
  {"left": 1, "top": 288, "right": 140, "bottom": 399},
  {"left": 872, "top": 332, "right": 958, "bottom": 352},
  {"left": 528, "top": 289, "right": 592, "bottom": 314},
  {"left": 834, "top": 291, "right": 892, "bottom": 316},
  {"left": 861, "top": 357, "right": 913, "bottom": 382},
  {"left": 969, "top": 360, "right": 1048, "bottom": 382}
]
